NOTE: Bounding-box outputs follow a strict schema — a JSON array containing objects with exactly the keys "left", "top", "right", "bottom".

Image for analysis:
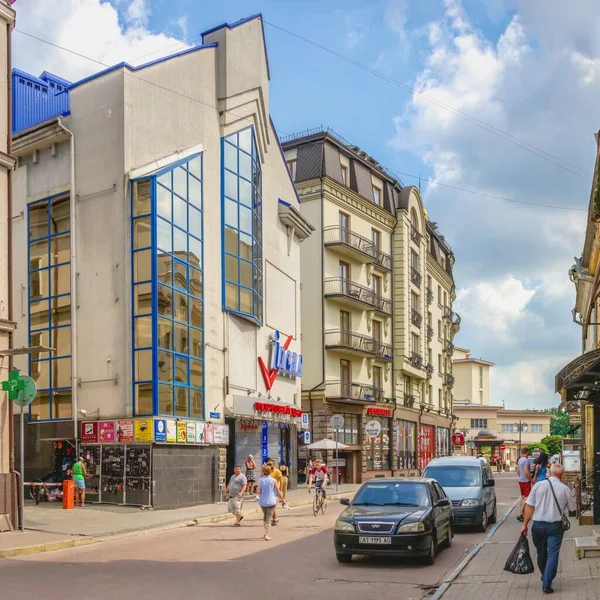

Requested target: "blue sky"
[{"left": 14, "top": 0, "right": 600, "bottom": 408}]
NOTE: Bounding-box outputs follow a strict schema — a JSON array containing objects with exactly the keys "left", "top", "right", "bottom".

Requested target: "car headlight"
[
  {"left": 397, "top": 521, "right": 426, "bottom": 533},
  {"left": 461, "top": 498, "right": 479, "bottom": 507},
  {"left": 335, "top": 519, "right": 355, "bottom": 532}
]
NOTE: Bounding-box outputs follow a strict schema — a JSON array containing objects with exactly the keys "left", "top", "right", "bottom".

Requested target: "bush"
[
  {"left": 527, "top": 442, "right": 549, "bottom": 455},
  {"left": 540, "top": 435, "right": 562, "bottom": 456}
]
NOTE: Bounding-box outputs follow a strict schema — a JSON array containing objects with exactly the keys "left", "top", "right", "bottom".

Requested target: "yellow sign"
[
  {"left": 134, "top": 419, "right": 152, "bottom": 442},
  {"left": 569, "top": 412, "right": 582, "bottom": 425},
  {"left": 177, "top": 421, "right": 187, "bottom": 443}
]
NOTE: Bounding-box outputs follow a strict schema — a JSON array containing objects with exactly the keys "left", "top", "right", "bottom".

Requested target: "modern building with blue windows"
[{"left": 9, "top": 14, "right": 312, "bottom": 507}]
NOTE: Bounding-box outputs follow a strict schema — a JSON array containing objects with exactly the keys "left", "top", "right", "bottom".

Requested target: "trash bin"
[{"left": 62, "top": 480, "right": 74, "bottom": 510}]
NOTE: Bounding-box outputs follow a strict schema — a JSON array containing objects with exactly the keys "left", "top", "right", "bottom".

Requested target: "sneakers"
[
  {"left": 542, "top": 587, "right": 554, "bottom": 594},
  {"left": 271, "top": 519, "right": 279, "bottom": 526}
]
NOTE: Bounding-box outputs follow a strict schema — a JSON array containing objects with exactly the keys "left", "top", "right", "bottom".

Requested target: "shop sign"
[
  {"left": 81, "top": 422, "right": 98, "bottom": 443},
  {"left": 254, "top": 401, "right": 302, "bottom": 418},
  {"left": 258, "top": 330, "right": 303, "bottom": 391},
  {"left": 99, "top": 421, "right": 115, "bottom": 443},
  {"left": 195, "top": 422, "right": 206, "bottom": 444},
  {"left": 206, "top": 424, "right": 229, "bottom": 445},
  {"left": 452, "top": 432, "right": 465, "bottom": 446},
  {"left": 301, "top": 413, "right": 310, "bottom": 430},
  {"left": 241, "top": 421, "right": 260, "bottom": 431},
  {"left": 186, "top": 422, "right": 197, "bottom": 443},
  {"left": 166, "top": 419, "right": 177, "bottom": 443},
  {"left": 331, "top": 458, "right": 346, "bottom": 467},
  {"left": 261, "top": 422, "right": 268, "bottom": 459},
  {"left": 365, "top": 420, "right": 382, "bottom": 438},
  {"left": 177, "top": 422, "right": 187, "bottom": 443},
  {"left": 154, "top": 419, "right": 167, "bottom": 442},
  {"left": 367, "top": 407, "right": 392, "bottom": 417},
  {"left": 134, "top": 419, "right": 152, "bottom": 442},
  {"left": 116, "top": 420, "right": 134, "bottom": 442},
  {"left": 569, "top": 412, "right": 582, "bottom": 425},
  {"left": 298, "top": 431, "right": 310, "bottom": 445},
  {"left": 209, "top": 412, "right": 221, "bottom": 419}
]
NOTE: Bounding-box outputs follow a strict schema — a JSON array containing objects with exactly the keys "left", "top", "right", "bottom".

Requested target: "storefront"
[
  {"left": 397, "top": 419, "right": 417, "bottom": 471},
  {"left": 419, "top": 424, "right": 435, "bottom": 470},
  {"left": 436, "top": 427, "right": 450, "bottom": 458},
  {"left": 363, "top": 407, "right": 392, "bottom": 478}
]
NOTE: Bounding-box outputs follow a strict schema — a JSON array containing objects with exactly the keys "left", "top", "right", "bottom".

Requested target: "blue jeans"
[{"left": 531, "top": 521, "right": 564, "bottom": 589}]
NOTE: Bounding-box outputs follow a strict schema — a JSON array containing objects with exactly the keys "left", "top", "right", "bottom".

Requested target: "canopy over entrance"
[{"left": 555, "top": 348, "right": 600, "bottom": 407}]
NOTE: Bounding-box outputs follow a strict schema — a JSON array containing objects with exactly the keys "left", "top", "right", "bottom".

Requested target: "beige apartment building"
[
  {"left": 453, "top": 347, "right": 494, "bottom": 405},
  {"left": 282, "top": 129, "right": 459, "bottom": 482},
  {"left": 0, "top": 0, "right": 16, "bottom": 531}
]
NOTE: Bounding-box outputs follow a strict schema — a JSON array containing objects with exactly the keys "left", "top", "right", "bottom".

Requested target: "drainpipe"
[{"left": 57, "top": 117, "right": 78, "bottom": 449}]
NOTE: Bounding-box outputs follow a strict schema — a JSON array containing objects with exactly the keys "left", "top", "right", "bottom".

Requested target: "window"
[
  {"left": 340, "top": 359, "right": 351, "bottom": 396},
  {"left": 479, "top": 366, "right": 483, "bottom": 388},
  {"left": 438, "top": 389, "right": 442, "bottom": 407},
  {"left": 436, "top": 428, "right": 450, "bottom": 457},
  {"left": 339, "top": 413, "right": 360, "bottom": 445},
  {"left": 443, "top": 291, "right": 447, "bottom": 308},
  {"left": 411, "top": 333, "right": 420, "bottom": 355},
  {"left": 372, "top": 185, "right": 382, "bottom": 206},
  {"left": 411, "top": 249, "right": 419, "bottom": 270},
  {"left": 411, "top": 208, "right": 419, "bottom": 231},
  {"left": 364, "top": 417, "right": 391, "bottom": 470},
  {"left": 471, "top": 419, "right": 488, "bottom": 429},
  {"left": 132, "top": 153, "right": 204, "bottom": 419},
  {"left": 339, "top": 212, "right": 350, "bottom": 244},
  {"left": 397, "top": 419, "right": 417, "bottom": 469},
  {"left": 438, "top": 319, "right": 442, "bottom": 338},
  {"left": 531, "top": 424, "right": 543, "bottom": 433},
  {"left": 28, "top": 195, "right": 72, "bottom": 421},
  {"left": 501, "top": 424, "right": 514, "bottom": 433},
  {"left": 479, "top": 390, "right": 483, "bottom": 404},
  {"left": 428, "top": 384, "right": 433, "bottom": 401},
  {"left": 438, "top": 354, "right": 442, "bottom": 372},
  {"left": 372, "top": 320, "right": 382, "bottom": 343},
  {"left": 372, "top": 274, "right": 382, "bottom": 298},
  {"left": 441, "top": 254, "right": 446, "bottom": 269},
  {"left": 411, "top": 291, "right": 419, "bottom": 311},
  {"left": 427, "top": 275, "right": 432, "bottom": 292},
  {"left": 427, "top": 311, "right": 432, "bottom": 327},
  {"left": 223, "top": 127, "right": 263, "bottom": 323},
  {"left": 372, "top": 228, "right": 381, "bottom": 253},
  {"left": 340, "top": 310, "right": 351, "bottom": 332},
  {"left": 340, "top": 163, "right": 349, "bottom": 186},
  {"left": 438, "top": 285, "right": 442, "bottom": 303},
  {"left": 339, "top": 261, "right": 350, "bottom": 281},
  {"left": 373, "top": 366, "right": 382, "bottom": 398},
  {"left": 428, "top": 348, "right": 432, "bottom": 365},
  {"left": 286, "top": 158, "right": 297, "bottom": 181}
]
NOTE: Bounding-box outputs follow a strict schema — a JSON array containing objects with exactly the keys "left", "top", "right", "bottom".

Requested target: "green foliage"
[
  {"left": 527, "top": 442, "right": 549, "bottom": 455},
  {"left": 540, "top": 435, "right": 563, "bottom": 456}
]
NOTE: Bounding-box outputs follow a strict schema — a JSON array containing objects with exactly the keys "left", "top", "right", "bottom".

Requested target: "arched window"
[{"left": 411, "top": 208, "right": 419, "bottom": 232}]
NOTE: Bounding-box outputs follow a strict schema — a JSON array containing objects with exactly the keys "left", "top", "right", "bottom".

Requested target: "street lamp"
[{"left": 514, "top": 421, "right": 528, "bottom": 454}]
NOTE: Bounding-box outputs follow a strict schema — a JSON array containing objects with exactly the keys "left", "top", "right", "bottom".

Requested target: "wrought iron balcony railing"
[
  {"left": 409, "top": 352, "right": 423, "bottom": 369},
  {"left": 324, "top": 225, "right": 373, "bottom": 257},
  {"left": 426, "top": 363, "right": 434, "bottom": 379},
  {"left": 404, "top": 393, "right": 416, "bottom": 408},
  {"left": 411, "top": 309, "right": 423, "bottom": 328},
  {"left": 445, "top": 340, "right": 454, "bottom": 355},
  {"left": 445, "top": 373, "right": 455, "bottom": 387},
  {"left": 370, "top": 245, "right": 392, "bottom": 271},
  {"left": 426, "top": 288, "right": 434, "bottom": 304},
  {"left": 410, "top": 266, "right": 422, "bottom": 287},
  {"left": 325, "top": 329, "right": 392, "bottom": 360},
  {"left": 325, "top": 381, "right": 382, "bottom": 404},
  {"left": 324, "top": 278, "right": 392, "bottom": 314},
  {"left": 426, "top": 325, "right": 434, "bottom": 341},
  {"left": 410, "top": 225, "right": 422, "bottom": 245},
  {"left": 444, "top": 308, "right": 462, "bottom": 328}
]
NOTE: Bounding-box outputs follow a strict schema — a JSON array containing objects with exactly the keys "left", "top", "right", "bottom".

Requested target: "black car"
[{"left": 333, "top": 478, "right": 453, "bottom": 564}]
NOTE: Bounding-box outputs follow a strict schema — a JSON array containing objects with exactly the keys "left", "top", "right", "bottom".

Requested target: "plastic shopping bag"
[{"left": 504, "top": 534, "right": 535, "bottom": 575}]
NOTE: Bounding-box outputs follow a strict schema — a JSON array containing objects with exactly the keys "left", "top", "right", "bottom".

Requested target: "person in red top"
[{"left": 307, "top": 459, "right": 329, "bottom": 498}]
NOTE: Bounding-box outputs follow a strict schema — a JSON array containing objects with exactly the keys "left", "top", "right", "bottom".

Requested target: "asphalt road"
[{"left": 0, "top": 472, "right": 519, "bottom": 600}]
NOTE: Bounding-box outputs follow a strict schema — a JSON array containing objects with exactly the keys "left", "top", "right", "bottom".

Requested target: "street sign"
[
  {"left": 330, "top": 414, "right": 345, "bottom": 430},
  {"left": 365, "top": 420, "right": 382, "bottom": 438},
  {"left": 1, "top": 369, "right": 26, "bottom": 401},
  {"left": 468, "top": 441, "right": 476, "bottom": 449},
  {"left": 301, "top": 413, "right": 310, "bottom": 430},
  {"left": 500, "top": 444, "right": 506, "bottom": 451},
  {"left": 303, "top": 431, "right": 311, "bottom": 444},
  {"left": 452, "top": 432, "right": 465, "bottom": 446},
  {"left": 15, "top": 376, "right": 37, "bottom": 407}
]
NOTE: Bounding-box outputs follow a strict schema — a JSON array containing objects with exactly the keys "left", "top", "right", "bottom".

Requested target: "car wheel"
[
  {"left": 489, "top": 501, "right": 497, "bottom": 524},
  {"left": 441, "top": 521, "right": 453, "bottom": 548},
  {"left": 336, "top": 553, "right": 352, "bottom": 563},
  {"left": 423, "top": 534, "right": 437, "bottom": 565},
  {"left": 479, "top": 506, "right": 488, "bottom": 532}
]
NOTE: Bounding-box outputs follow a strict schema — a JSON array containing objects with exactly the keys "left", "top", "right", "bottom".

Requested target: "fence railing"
[
  {"left": 324, "top": 329, "right": 392, "bottom": 359},
  {"left": 324, "top": 278, "right": 392, "bottom": 314},
  {"left": 325, "top": 381, "right": 382, "bottom": 403}
]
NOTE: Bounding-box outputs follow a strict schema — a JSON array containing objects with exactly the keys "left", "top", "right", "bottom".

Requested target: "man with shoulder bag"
[{"left": 520, "top": 464, "right": 576, "bottom": 594}]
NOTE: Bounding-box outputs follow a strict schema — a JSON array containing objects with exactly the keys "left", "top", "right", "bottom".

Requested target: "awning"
[{"left": 555, "top": 349, "right": 600, "bottom": 405}]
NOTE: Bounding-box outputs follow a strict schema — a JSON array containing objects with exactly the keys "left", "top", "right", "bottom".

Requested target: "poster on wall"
[
  {"left": 154, "top": 419, "right": 167, "bottom": 442},
  {"left": 187, "top": 422, "right": 197, "bottom": 443},
  {"left": 177, "top": 421, "right": 187, "bottom": 443},
  {"left": 81, "top": 422, "right": 98, "bottom": 443},
  {"left": 166, "top": 420, "right": 177, "bottom": 443},
  {"left": 116, "top": 420, "right": 134, "bottom": 442},
  {"left": 419, "top": 424, "right": 435, "bottom": 470},
  {"left": 195, "top": 422, "right": 206, "bottom": 444},
  {"left": 99, "top": 421, "right": 115, "bottom": 443},
  {"left": 134, "top": 419, "right": 152, "bottom": 442}
]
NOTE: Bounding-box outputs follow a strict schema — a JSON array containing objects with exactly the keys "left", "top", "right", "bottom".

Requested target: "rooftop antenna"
[
  {"left": 418, "top": 174, "right": 421, "bottom": 193},
  {"left": 503, "top": 399, "right": 505, "bottom": 409}
]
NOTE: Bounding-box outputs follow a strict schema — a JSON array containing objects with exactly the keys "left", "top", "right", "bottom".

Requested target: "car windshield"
[
  {"left": 424, "top": 465, "right": 481, "bottom": 488},
  {"left": 353, "top": 482, "right": 430, "bottom": 508}
]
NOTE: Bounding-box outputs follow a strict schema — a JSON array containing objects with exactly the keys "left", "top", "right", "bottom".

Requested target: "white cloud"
[{"left": 13, "top": 0, "right": 189, "bottom": 81}]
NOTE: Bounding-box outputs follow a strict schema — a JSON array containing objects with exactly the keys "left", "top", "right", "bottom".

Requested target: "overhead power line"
[{"left": 263, "top": 20, "right": 591, "bottom": 181}]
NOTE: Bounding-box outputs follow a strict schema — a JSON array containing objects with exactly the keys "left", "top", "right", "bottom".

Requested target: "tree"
[
  {"left": 540, "top": 435, "right": 563, "bottom": 456},
  {"left": 527, "top": 442, "right": 549, "bottom": 455},
  {"left": 550, "top": 412, "right": 571, "bottom": 437}
]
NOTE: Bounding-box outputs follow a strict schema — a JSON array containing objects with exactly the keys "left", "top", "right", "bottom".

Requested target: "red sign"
[
  {"left": 500, "top": 444, "right": 506, "bottom": 451},
  {"left": 254, "top": 401, "right": 302, "bottom": 418},
  {"left": 452, "top": 432, "right": 465, "bottom": 446},
  {"left": 419, "top": 424, "right": 435, "bottom": 470},
  {"left": 367, "top": 407, "right": 392, "bottom": 417},
  {"left": 81, "top": 422, "right": 98, "bottom": 443},
  {"left": 258, "top": 333, "right": 293, "bottom": 391}
]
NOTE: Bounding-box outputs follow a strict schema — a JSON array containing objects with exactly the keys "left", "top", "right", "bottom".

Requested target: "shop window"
[
  {"left": 419, "top": 424, "right": 435, "bottom": 470},
  {"left": 396, "top": 419, "right": 417, "bottom": 469},
  {"left": 436, "top": 427, "right": 450, "bottom": 457},
  {"left": 222, "top": 127, "right": 263, "bottom": 323},
  {"left": 364, "top": 417, "right": 391, "bottom": 470},
  {"left": 27, "top": 195, "right": 72, "bottom": 421},
  {"left": 131, "top": 153, "right": 204, "bottom": 419}
]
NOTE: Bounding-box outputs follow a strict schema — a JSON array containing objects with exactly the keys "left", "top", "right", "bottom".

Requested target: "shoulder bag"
[{"left": 547, "top": 479, "right": 570, "bottom": 531}]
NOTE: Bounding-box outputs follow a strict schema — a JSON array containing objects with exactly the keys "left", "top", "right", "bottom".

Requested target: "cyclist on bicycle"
[{"left": 307, "top": 459, "right": 329, "bottom": 498}]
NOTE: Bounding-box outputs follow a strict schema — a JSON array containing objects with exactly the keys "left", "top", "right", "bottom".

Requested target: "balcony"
[
  {"left": 445, "top": 373, "right": 455, "bottom": 387},
  {"left": 409, "top": 352, "right": 423, "bottom": 369},
  {"left": 325, "top": 381, "right": 383, "bottom": 405},
  {"left": 410, "top": 266, "right": 422, "bottom": 287},
  {"left": 325, "top": 329, "right": 392, "bottom": 360},
  {"left": 324, "top": 278, "right": 392, "bottom": 315},
  {"left": 404, "top": 393, "right": 416, "bottom": 408},
  {"left": 445, "top": 340, "right": 454, "bottom": 355},
  {"left": 426, "top": 288, "right": 434, "bottom": 304},
  {"left": 411, "top": 309, "right": 423, "bottom": 328},
  {"left": 425, "top": 363, "right": 434, "bottom": 379},
  {"left": 444, "top": 308, "right": 462, "bottom": 330},
  {"left": 323, "top": 226, "right": 374, "bottom": 263},
  {"left": 370, "top": 246, "right": 392, "bottom": 271},
  {"left": 426, "top": 325, "right": 434, "bottom": 341},
  {"left": 410, "top": 225, "right": 422, "bottom": 245}
]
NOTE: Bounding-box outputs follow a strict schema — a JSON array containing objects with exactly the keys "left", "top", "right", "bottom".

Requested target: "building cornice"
[
  {"left": 426, "top": 253, "right": 454, "bottom": 289},
  {"left": 0, "top": 2, "right": 15, "bottom": 26},
  {"left": 0, "top": 150, "right": 16, "bottom": 171},
  {"left": 13, "top": 119, "right": 70, "bottom": 157}
]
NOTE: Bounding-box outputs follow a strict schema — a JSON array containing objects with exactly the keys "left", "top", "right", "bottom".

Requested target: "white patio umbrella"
[{"left": 307, "top": 438, "right": 349, "bottom": 450}]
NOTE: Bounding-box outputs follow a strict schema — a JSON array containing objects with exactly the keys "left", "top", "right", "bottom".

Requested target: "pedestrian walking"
[
  {"left": 516, "top": 448, "right": 533, "bottom": 522},
  {"left": 266, "top": 458, "right": 283, "bottom": 526},
  {"left": 72, "top": 456, "right": 87, "bottom": 507},
  {"left": 279, "top": 461, "right": 289, "bottom": 501},
  {"left": 225, "top": 465, "right": 247, "bottom": 526},
  {"left": 496, "top": 455, "right": 503, "bottom": 473},
  {"left": 533, "top": 452, "right": 550, "bottom": 485},
  {"left": 257, "top": 464, "right": 284, "bottom": 541},
  {"left": 520, "top": 464, "right": 576, "bottom": 594},
  {"left": 245, "top": 455, "right": 256, "bottom": 495}
]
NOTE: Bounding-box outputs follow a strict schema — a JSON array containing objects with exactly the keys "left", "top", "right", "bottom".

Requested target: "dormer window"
[{"left": 372, "top": 185, "right": 382, "bottom": 206}]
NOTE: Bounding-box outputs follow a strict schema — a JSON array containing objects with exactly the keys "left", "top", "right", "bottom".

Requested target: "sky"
[{"left": 11, "top": 0, "right": 600, "bottom": 410}]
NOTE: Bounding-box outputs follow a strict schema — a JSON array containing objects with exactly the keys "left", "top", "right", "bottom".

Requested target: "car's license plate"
[{"left": 359, "top": 536, "right": 392, "bottom": 544}]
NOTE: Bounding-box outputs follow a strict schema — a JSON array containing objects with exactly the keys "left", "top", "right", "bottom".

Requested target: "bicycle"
[{"left": 309, "top": 484, "right": 328, "bottom": 516}]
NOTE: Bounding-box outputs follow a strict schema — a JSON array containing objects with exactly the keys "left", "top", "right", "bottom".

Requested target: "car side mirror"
[
  {"left": 340, "top": 498, "right": 350, "bottom": 506},
  {"left": 437, "top": 498, "right": 450, "bottom": 507},
  {"left": 484, "top": 479, "right": 495, "bottom": 487}
]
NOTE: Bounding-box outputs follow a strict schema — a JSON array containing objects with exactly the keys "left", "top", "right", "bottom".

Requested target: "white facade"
[{"left": 452, "top": 347, "right": 494, "bottom": 405}]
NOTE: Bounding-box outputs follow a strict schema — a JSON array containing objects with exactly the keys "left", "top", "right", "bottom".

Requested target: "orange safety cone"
[{"left": 62, "top": 480, "right": 74, "bottom": 510}]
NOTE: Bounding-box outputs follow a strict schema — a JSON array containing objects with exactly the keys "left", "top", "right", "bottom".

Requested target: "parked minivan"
[{"left": 423, "top": 456, "right": 497, "bottom": 531}]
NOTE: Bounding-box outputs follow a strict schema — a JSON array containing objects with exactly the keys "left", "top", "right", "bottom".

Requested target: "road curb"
[
  {"left": 0, "top": 537, "right": 97, "bottom": 559},
  {"left": 430, "top": 500, "right": 517, "bottom": 600}
]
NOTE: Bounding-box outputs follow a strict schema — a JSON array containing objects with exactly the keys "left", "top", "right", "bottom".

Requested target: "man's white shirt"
[{"left": 526, "top": 477, "right": 575, "bottom": 522}]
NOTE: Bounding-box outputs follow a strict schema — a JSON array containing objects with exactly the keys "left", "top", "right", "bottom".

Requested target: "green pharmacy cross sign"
[{"left": 1, "top": 369, "right": 37, "bottom": 407}]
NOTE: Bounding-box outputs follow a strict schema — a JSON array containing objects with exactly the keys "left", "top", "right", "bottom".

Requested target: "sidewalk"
[
  {"left": 441, "top": 508, "right": 600, "bottom": 599},
  {"left": 0, "top": 484, "right": 360, "bottom": 558}
]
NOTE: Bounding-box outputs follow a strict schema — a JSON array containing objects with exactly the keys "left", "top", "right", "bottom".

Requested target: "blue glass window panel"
[
  {"left": 30, "top": 299, "right": 49, "bottom": 329},
  {"left": 239, "top": 233, "right": 252, "bottom": 260},
  {"left": 173, "top": 167, "right": 187, "bottom": 198},
  {"left": 157, "top": 217, "right": 172, "bottom": 253},
  {"left": 239, "top": 178, "right": 252, "bottom": 207},
  {"left": 225, "top": 170, "right": 238, "bottom": 200},
  {"left": 239, "top": 205, "right": 252, "bottom": 234},
  {"left": 157, "top": 184, "right": 172, "bottom": 220},
  {"left": 174, "top": 260, "right": 188, "bottom": 291},
  {"left": 188, "top": 157, "right": 202, "bottom": 180},
  {"left": 189, "top": 176, "right": 202, "bottom": 210},
  {"left": 173, "top": 290, "right": 188, "bottom": 323},
  {"left": 189, "top": 327, "right": 203, "bottom": 358},
  {"left": 157, "top": 284, "right": 173, "bottom": 317},
  {"left": 175, "top": 356, "right": 188, "bottom": 385},
  {"left": 225, "top": 199, "right": 238, "bottom": 228},
  {"left": 240, "top": 260, "right": 252, "bottom": 288},
  {"left": 173, "top": 195, "right": 187, "bottom": 230},
  {"left": 189, "top": 206, "right": 202, "bottom": 239},
  {"left": 239, "top": 151, "right": 252, "bottom": 181},
  {"left": 238, "top": 128, "right": 252, "bottom": 153},
  {"left": 224, "top": 141, "right": 237, "bottom": 171},
  {"left": 158, "top": 254, "right": 172, "bottom": 285},
  {"left": 158, "top": 171, "right": 171, "bottom": 189},
  {"left": 158, "top": 318, "right": 173, "bottom": 350},
  {"left": 190, "top": 267, "right": 202, "bottom": 299},
  {"left": 135, "top": 316, "right": 152, "bottom": 348},
  {"left": 173, "top": 227, "right": 188, "bottom": 261},
  {"left": 190, "top": 297, "right": 202, "bottom": 328},
  {"left": 189, "top": 237, "right": 202, "bottom": 265}
]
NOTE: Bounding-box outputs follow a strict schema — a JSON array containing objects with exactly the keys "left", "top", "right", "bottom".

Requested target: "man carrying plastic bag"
[
  {"left": 504, "top": 533, "right": 535, "bottom": 575},
  {"left": 519, "top": 463, "right": 576, "bottom": 594}
]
